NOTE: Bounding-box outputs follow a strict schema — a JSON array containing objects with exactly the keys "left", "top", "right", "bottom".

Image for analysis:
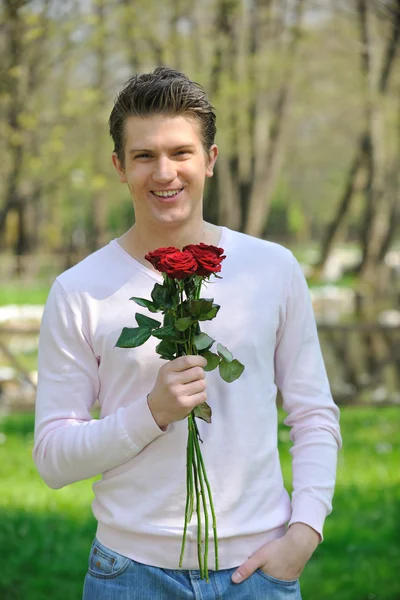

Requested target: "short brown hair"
[{"left": 109, "top": 67, "right": 217, "bottom": 165}]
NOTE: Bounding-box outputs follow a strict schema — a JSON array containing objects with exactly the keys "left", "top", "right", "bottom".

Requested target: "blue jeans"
[{"left": 82, "top": 537, "right": 302, "bottom": 599}]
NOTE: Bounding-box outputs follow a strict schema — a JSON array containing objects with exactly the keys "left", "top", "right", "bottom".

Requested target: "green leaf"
[
  {"left": 163, "top": 311, "right": 175, "bottom": 327},
  {"left": 217, "top": 343, "right": 233, "bottom": 363},
  {"left": 152, "top": 325, "right": 176, "bottom": 339},
  {"left": 175, "top": 317, "right": 193, "bottom": 331},
  {"left": 115, "top": 327, "right": 152, "bottom": 349},
  {"left": 130, "top": 297, "right": 160, "bottom": 313},
  {"left": 194, "top": 333, "right": 215, "bottom": 351},
  {"left": 155, "top": 339, "right": 176, "bottom": 360},
  {"left": 200, "top": 350, "right": 221, "bottom": 372},
  {"left": 219, "top": 359, "right": 245, "bottom": 383},
  {"left": 198, "top": 304, "right": 220, "bottom": 321},
  {"left": 193, "top": 402, "right": 212, "bottom": 424},
  {"left": 135, "top": 313, "right": 161, "bottom": 330},
  {"left": 176, "top": 299, "right": 190, "bottom": 317},
  {"left": 189, "top": 298, "right": 214, "bottom": 318},
  {"left": 151, "top": 283, "right": 172, "bottom": 309}
]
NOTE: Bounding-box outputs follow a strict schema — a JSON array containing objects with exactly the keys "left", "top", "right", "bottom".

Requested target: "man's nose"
[{"left": 152, "top": 157, "right": 177, "bottom": 182}]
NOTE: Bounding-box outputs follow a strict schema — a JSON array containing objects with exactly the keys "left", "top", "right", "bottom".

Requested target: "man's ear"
[
  {"left": 112, "top": 152, "right": 127, "bottom": 183},
  {"left": 205, "top": 144, "right": 218, "bottom": 178}
]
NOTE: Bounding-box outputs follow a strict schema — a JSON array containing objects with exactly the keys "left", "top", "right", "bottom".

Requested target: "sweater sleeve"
[
  {"left": 33, "top": 280, "right": 169, "bottom": 490},
  {"left": 274, "top": 254, "right": 342, "bottom": 542}
]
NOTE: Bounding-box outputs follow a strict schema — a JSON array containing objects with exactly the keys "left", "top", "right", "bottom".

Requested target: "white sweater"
[{"left": 33, "top": 226, "right": 342, "bottom": 570}]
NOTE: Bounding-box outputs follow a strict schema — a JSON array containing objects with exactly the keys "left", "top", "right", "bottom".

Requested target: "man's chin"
[{"left": 151, "top": 210, "right": 191, "bottom": 227}]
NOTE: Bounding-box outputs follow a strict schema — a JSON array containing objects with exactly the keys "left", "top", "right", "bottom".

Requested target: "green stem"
[
  {"left": 193, "top": 419, "right": 219, "bottom": 572},
  {"left": 191, "top": 420, "right": 204, "bottom": 579},
  {"left": 187, "top": 434, "right": 194, "bottom": 522},
  {"left": 195, "top": 281, "right": 202, "bottom": 300},
  {"left": 179, "top": 420, "right": 194, "bottom": 567},
  {"left": 192, "top": 421, "right": 210, "bottom": 582},
  {"left": 179, "top": 275, "right": 217, "bottom": 579}
]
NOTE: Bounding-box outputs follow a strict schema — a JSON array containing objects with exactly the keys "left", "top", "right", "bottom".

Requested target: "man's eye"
[
  {"left": 135, "top": 154, "right": 151, "bottom": 159},
  {"left": 175, "top": 151, "right": 189, "bottom": 156}
]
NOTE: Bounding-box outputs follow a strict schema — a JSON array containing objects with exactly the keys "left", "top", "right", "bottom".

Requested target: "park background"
[{"left": 0, "top": 0, "right": 399, "bottom": 598}]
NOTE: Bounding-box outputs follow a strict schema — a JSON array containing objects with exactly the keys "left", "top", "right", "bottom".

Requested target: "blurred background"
[{"left": 0, "top": 0, "right": 399, "bottom": 598}]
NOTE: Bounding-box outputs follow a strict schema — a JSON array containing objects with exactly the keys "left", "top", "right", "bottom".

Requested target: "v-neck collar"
[{"left": 110, "top": 226, "right": 229, "bottom": 283}]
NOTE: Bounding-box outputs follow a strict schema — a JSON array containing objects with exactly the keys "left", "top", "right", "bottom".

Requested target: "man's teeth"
[{"left": 153, "top": 190, "right": 181, "bottom": 197}]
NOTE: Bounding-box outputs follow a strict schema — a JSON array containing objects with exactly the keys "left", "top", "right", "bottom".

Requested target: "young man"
[{"left": 33, "top": 68, "right": 342, "bottom": 599}]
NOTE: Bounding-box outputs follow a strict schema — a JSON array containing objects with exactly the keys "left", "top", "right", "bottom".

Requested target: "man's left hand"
[{"left": 231, "top": 523, "right": 320, "bottom": 584}]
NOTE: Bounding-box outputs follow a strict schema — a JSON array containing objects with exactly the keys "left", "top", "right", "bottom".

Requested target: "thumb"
[{"left": 231, "top": 550, "right": 264, "bottom": 584}]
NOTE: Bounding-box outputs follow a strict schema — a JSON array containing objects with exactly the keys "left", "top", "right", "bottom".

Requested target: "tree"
[
  {"left": 315, "top": 0, "right": 400, "bottom": 281},
  {"left": 88, "top": 0, "right": 109, "bottom": 252},
  {"left": 244, "top": 0, "right": 305, "bottom": 238}
]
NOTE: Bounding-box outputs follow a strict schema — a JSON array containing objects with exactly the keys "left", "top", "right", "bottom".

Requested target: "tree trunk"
[
  {"left": 119, "top": 0, "right": 141, "bottom": 71},
  {"left": 1, "top": 0, "right": 52, "bottom": 273},
  {"left": 356, "top": 0, "right": 390, "bottom": 282},
  {"left": 217, "top": 154, "right": 241, "bottom": 229},
  {"left": 314, "top": 134, "right": 367, "bottom": 275},
  {"left": 379, "top": 0, "right": 400, "bottom": 93},
  {"left": 0, "top": 1, "right": 24, "bottom": 251},
  {"left": 244, "top": 0, "right": 304, "bottom": 238},
  {"left": 209, "top": 0, "right": 242, "bottom": 230},
  {"left": 89, "top": 0, "right": 108, "bottom": 252},
  {"left": 14, "top": 197, "right": 28, "bottom": 277},
  {"left": 235, "top": 0, "right": 252, "bottom": 189},
  {"left": 315, "top": 1, "right": 400, "bottom": 276},
  {"left": 378, "top": 88, "right": 400, "bottom": 263}
]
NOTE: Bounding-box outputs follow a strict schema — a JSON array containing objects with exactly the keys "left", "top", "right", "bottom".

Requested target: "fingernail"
[{"left": 232, "top": 572, "right": 243, "bottom": 583}]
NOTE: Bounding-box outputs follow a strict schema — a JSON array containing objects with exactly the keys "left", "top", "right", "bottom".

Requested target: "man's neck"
[{"left": 118, "top": 221, "right": 222, "bottom": 272}]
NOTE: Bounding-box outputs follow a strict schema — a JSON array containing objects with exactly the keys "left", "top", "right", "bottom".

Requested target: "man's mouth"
[{"left": 151, "top": 188, "right": 183, "bottom": 199}]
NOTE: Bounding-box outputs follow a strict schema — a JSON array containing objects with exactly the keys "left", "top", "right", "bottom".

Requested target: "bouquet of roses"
[{"left": 115, "top": 242, "right": 244, "bottom": 581}]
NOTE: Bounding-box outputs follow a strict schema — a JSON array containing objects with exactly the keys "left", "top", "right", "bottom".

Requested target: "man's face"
[{"left": 112, "top": 114, "right": 218, "bottom": 230}]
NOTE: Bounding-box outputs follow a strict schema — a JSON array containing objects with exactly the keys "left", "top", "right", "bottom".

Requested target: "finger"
[
  {"left": 232, "top": 549, "right": 267, "bottom": 584},
  {"left": 185, "top": 391, "right": 207, "bottom": 407},
  {"left": 181, "top": 379, "right": 207, "bottom": 397},
  {"left": 171, "top": 355, "right": 207, "bottom": 372},
  {"left": 176, "top": 366, "right": 206, "bottom": 385}
]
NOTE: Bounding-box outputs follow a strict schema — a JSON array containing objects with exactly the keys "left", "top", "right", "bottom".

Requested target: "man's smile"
[{"left": 150, "top": 188, "right": 184, "bottom": 200}]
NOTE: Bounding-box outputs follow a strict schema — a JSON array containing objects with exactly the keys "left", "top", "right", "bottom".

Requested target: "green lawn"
[
  {"left": 0, "top": 283, "right": 50, "bottom": 306},
  {"left": 0, "top": 407, "right": 399, "bottom": 600},
  {"left": 0, "top": 269, "right": 361, "bottom": 308}
]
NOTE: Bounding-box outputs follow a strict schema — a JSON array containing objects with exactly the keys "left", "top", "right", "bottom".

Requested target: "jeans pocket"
[
  {"left": 88, "top": 538, "right": 131, "bottom": 580},
  {"left": 256, "top": 569, "right": 299, "bottom": 586}
]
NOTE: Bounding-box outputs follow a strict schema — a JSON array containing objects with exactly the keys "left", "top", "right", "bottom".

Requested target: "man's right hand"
[{"left": 147, "top": 355, "right": 208, "bottom": 430}]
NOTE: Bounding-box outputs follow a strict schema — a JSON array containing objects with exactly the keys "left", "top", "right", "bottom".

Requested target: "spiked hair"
[{"left": 109, "top": 67, "right": 217, "bottom": 165}]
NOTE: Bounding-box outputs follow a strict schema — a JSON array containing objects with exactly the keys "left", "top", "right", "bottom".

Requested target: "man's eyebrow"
[
  {"left": 129, "top": 148, "right": 152, "bottom": 154},
  {"left": 173, "top": 144, "right": 196, "bottom": 151},
  {"left": 129, "top": 145, "right": 196, "bottom": 154}
]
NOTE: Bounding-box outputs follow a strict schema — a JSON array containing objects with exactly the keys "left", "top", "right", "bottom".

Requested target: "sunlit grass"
[
  {"left": 307, "top": 272, "right": 359, "bottom": 289},
  {"left": 0, "top": 283, "right": 50, "bottom": 306},
  {"left": 0, "top": 407, "right": 399, "bottom": 600},
  {"left": 0, "top": 351, "right": 38, "bottom": 373}
]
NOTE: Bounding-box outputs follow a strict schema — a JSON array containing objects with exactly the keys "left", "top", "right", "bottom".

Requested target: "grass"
[
  {"left": 0, "top": 407, "right": 399, "bottom": 600},
  {"left": 3, "top": 350, "right": 38, "bottom": 373},
  {"left": 307, "top": 272, "right": 359, "bottom": 289},
  {"left": 0, "top": 283, "right": 50, "bottom": 306},
  {"left": 0, "top": 273, "right": 363, "bottom": 307}
]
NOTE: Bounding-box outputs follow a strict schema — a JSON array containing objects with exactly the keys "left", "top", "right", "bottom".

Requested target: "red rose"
[
  {"left": 182, "top": 243, "right": 226, "bottom": 277},
  {"left": 157, "top": 250, "right": 198, "bottom": 280},
  {"left": 145, "top": 246, "right": 180, "bottom": 270}
]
